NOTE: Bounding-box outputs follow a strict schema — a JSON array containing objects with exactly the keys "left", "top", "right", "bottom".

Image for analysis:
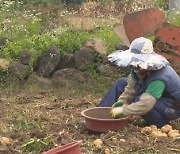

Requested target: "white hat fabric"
[{"left": 108, "top": 37, "right": 169, "bottom": 70}]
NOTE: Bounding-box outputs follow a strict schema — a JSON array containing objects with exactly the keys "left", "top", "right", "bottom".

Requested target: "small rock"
[
  {"left": 93, "top": 139, "right": 103, "bottom": 149},
  {"left": 84, "top": 38, "right": 107, "bottom": 55},
  {"left": 115, "top": 43, "right": 129, "bottom": 50},
  {"left": 0, "top": 58, "right": 11, "bottom": 71},
  {"left": 0, "top": 37, "right": 9, "bottom": 46},
  {"left": 112, "top": 137, "right": 117, "bottom": 141},
  {"left": 119, "top": 139, "right": 126, "bottom": 142},
  {"left": 20, "top": 51, "right": 32, "bottom": 65},
  {"left": 104, "top": 148, "right": 110, "bottom": 154}
]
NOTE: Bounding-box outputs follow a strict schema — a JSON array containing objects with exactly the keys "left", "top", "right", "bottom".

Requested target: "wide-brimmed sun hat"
[{"left": 108, "top": 37, "right": 169, "bottom": 70}]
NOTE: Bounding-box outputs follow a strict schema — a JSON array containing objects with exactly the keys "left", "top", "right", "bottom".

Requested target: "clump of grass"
[
  {"left": 7, "top": 109, "right": 44, "bottom": 131},
  {"left": 167, "top": 10, "right": 180, "bottom": 26},
  {"left": 21, "top": 135, "right": 52, "bottom": 153}
]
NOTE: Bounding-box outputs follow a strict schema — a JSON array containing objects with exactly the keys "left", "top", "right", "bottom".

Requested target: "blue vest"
[{"left": 134, "top": 66, "right": 180, "bottom": 103}]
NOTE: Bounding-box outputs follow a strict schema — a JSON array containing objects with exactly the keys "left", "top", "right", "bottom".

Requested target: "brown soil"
[
  {"left": 0, "top": 1, "right": 180, "bottom": 153},
  {"left": 0, "top": 81, "right": 179, "bottom": 154}
]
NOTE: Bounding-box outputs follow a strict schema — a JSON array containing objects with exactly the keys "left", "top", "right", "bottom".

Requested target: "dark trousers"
[{"left": 98, "top": 78, "right": 180, "bottom": 127}]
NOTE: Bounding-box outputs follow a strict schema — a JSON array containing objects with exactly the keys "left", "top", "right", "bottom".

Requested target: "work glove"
[
  {"left": 112, "top": 101, "right": 123, "bottom": 108},
  {"left": 110, "top": 102, "right": 124, "bottom": 119}
]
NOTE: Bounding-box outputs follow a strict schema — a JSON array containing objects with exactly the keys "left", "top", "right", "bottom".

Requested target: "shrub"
[{"left": 155, "top": 0, "right": 168, "bottom": 10}]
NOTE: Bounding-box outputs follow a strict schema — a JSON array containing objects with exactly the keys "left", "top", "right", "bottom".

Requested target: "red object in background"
[
  {"left": 123, "top": 8, "right": 165, "bottom": 42},
  {"left": 153, "top": 23, "right": 180, "bottom": 62},
  {"left": 118, "top": 8, "right": 180, "bottom": 63},
  {"left": 42, "top": 141, "right": 82, "bottom": 154}
]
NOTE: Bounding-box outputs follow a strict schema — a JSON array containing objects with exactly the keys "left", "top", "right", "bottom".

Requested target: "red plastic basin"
[
  {"left": 81, "top": 107, "right": 131, "bottom": 132},
  {"left": 42, "top": 140, "right": 82, "bottom": 154}
]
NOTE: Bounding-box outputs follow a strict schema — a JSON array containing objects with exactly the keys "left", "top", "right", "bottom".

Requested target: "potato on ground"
[
  {"left": 150, "top": 125, "right": 158, "bottom": 131},
  {"left": 161, "top": 124, "right": 172, "bottom": 133},
  {"left": 93, "top": 139, "right": 103, "bottom": 149},
  {"left": 141, "top": 126, "right": 152, "bottom": 135},
  {"left": 152, "top": 130, "right": 167, "bottom": 137},
  {"left": 168, "top": 130, "right": 180, "bottom": 138}
]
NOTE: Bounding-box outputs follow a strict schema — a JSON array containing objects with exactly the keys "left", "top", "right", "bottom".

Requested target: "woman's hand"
[{"left": 110, "top": 102, "right": 124, "bottom": 118}]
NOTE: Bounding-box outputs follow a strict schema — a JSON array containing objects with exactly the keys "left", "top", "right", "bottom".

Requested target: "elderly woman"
[{"left": 99, "top": 37, "right": 180, "bottom": 127}]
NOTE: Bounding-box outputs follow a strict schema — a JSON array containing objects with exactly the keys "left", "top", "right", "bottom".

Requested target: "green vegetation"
[
  {"left": 0, "top": 0, "right": 120, "bottom": 60},
  {"left": 7, "top": 109, "right": 44, "bottom": 131},
  {"left": 155, "top": 0, "right": 168, "bottom": 10},
  {"left": 167, "top": 10, "right": 180, "bottom": 26},
  {"left": 0, "top": 27, "right": 120, "bottom": 64},
  {"left": 0, "top": 1, "right": 179, "bottom": 154},
  {"left": 21, "top": 136, "right": 52, "bottom": 153},
  {"left": 0, "top": 0, "right": 179, "bottom": 85}
]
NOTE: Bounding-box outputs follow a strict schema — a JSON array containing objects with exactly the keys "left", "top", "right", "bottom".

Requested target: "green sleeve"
[{"left": 145, "top": 80, "right": 166, "bottom": 99}]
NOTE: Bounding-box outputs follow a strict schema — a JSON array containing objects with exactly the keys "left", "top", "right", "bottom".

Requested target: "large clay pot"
[
  {"left": 81, "top": 107, "right": 131, "bottom": 132},
  {"left": 43, "top": 140, "right": 82, "bottom": 154}
]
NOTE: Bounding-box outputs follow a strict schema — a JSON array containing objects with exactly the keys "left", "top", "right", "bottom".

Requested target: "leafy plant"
[
  {"left": 56, "top": 27, "right": 120, "bottom": 57},
  {"left": 21, "top": 135, "right": 52, "bottom": 153},
  {"left": 155, "top": 0, "right": 168, "bottom": 10},
  {"left": 167, "top": 10, "right": 180, "bottom": 26},
  {"left": 56, "top": 29, "right": 87, "bottom": 57},
  {"left": 26, "top": 18, "right": 41, "bottom": 35},
  {"left": 0, "top": 71, "right": 8, "bottom": 86}
]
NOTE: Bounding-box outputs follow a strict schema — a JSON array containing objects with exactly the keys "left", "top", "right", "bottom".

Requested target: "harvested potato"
[
  {"left": 161, "top": 125, "right": 172, "bottom": 133},
  {"left": 169, "top": 132, "right": 180, "bottom": 138},
  {"left": 150, "top": 125, "right": 158, "bottom": 131},
  {"left": 159, "top": 133, "right": 168, "bottom": 137},
  {"left": 141, "top": 126, "right": 152, "bottom": 135},
  {"left": 152, "top": 130, "right": 167, "bottom": 137},
  {"left": 93, "top": 139, "right": 103, "bottom": 149},
  {"left": 152, "top": 130, "right": 161, "bottom": 136},
  {"left": 168, "top": 130, "right": 179, "bottom": 136}
]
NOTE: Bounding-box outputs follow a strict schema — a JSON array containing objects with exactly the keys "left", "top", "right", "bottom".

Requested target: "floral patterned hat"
[{"left": 108, "top": 37, "right": 169, "bottom": 70}]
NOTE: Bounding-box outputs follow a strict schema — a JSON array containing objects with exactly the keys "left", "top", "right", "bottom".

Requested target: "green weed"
[
  {"left": 7, "top": 109, "right": 44, "bottom": 131},
  {"left": 21, "top": 135, "right": 52, "bottom": 153},
  {"left": 167, "top": 10, "right": 180, "bottom": 26},
  {"left": 0, "top": 0, "right": 179, "bottom": 86}
]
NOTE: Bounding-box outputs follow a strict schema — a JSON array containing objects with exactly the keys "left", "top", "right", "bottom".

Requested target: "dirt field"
[
  {"left": 0, "top": 76, "right": 180, "bottom": 154},
  {"left": 0, "top": 0, "right": 180, "bottom": 153}
]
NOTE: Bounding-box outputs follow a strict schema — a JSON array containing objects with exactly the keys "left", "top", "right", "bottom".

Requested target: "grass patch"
[{"left": 7, "top": 109, "right": 44, "bottom": 132}]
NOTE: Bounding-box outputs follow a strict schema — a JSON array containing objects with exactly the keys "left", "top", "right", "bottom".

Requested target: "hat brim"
[{"left": 108, "top": 50, "right": 169, "bottom": 70}]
